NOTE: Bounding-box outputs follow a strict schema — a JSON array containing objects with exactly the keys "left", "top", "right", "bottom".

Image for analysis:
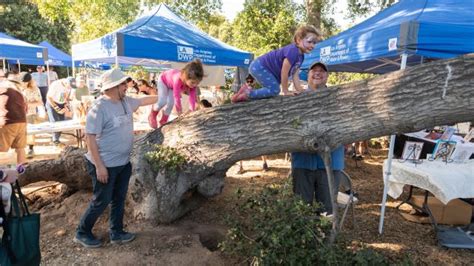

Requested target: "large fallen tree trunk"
[{"left": 20, "top": 54, "right": 474, "bottom": 224}]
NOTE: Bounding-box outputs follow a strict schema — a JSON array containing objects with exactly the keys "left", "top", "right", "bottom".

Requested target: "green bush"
[
  {"left": 144, "top": 144, "right": 187, "bottom": 173},
  {"left": 219, "top": 179, "right": 397, "bottom": 265}
]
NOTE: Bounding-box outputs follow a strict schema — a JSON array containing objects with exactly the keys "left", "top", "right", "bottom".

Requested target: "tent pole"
[
  {"left": 67, "top": 67, "right": 70, "bottom": 76},
  {"left": 46, "top": 62, "right": 51, "bottom": 86},
  {"left": 2, "top": 58, "right": 5, "bottom": 72},
  {"left": 72, "top": 61, "right": 75, "bottom": 77},
  {"left": 379, "top": 53, "right": 408, "bottom": 234},
  {"left": 115, "top": 56, "right": 119, "bottom": 69},
  {"left": 17, "top": 59, "right": 20, "bottom": 72}
]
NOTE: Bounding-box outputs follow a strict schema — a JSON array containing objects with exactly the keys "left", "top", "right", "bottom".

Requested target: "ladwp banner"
[{"left": 177, "top": 46, "right": 217, "bottom": 64}]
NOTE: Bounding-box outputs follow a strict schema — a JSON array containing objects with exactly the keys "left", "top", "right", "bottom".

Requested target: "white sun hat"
[{"left": 99, "top": 68, "right": 129, "bottom": 92}]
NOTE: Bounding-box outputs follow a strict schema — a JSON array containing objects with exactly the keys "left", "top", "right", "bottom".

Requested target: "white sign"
[
  {"left": 177, "top": 45, "right": 217, "bottom": 64},
  {"left": 388, "top": 38, "right": 398, "bottom": 51},
  {"left": 36, "top": 52, "right": 43, "bottom": 58},
  {"left": 177, "top": 46, "right": 194, "bottom": 61},
  {"left": 320, "top": 46, "right": 331, "bottom": 57}
]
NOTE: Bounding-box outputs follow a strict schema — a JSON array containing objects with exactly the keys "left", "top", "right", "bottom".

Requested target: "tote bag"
[{"left": 1, "top": 181, "right": 41, "bottom": 266}]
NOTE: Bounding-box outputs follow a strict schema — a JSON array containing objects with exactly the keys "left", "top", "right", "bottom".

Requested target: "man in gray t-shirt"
[{"left": 74, "top": 69, "right": 157, "bottom": 248}]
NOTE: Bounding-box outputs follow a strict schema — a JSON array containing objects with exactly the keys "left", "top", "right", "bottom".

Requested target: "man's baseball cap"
[{"left": 309, "top": 62, "right": 328, "bottom": 72}]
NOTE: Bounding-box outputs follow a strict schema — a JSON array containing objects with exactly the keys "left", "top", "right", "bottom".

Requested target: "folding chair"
[{"left": 337, "top": 170, "right": 358, "bottom": 230}]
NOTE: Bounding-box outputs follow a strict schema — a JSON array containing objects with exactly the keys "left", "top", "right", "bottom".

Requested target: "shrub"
[
  {"left": 219, "top": 179, "right": 397, "bottom": 265},
  {"left": 144, "top": 144, "right": 187, "bottom": 173}
]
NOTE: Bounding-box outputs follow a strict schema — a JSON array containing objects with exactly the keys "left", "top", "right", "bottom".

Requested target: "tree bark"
[
  {"left": 19, "top": 146, "right": 90, "bottom": 190},
  {"left": 305, "top": 0, "right": 323, "bottom": 30},
  {"left": 19, "top": 54, "right": 474, "bottom": 224}
]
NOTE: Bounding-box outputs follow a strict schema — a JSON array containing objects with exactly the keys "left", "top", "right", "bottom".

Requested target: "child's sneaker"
[
  {"left": 148, "top": 110, "right": 159, "bottom": 129},
  {"left": 231, "top": 85, "right": 251, "bottom": 103},
  {"left": 231, "top": 92, "right": 249, "bottom": 103},
  {"left": 159, "top": 114, "right": 169, "bottom": 127}
]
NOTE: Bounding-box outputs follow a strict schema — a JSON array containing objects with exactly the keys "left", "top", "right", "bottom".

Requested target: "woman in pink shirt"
[{"left": 148, "top": 59, "right": 204, "bottom": 128}]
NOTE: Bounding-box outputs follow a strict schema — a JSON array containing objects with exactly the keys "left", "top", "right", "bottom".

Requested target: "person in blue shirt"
[
  {"left": 291, "top": 147, "right": 344, "bottom": 215},
  {"left": 290, "top": 62, "right": 345, "bottom": 215}
]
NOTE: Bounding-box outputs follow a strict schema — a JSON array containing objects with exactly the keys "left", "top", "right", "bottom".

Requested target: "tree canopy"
[
  {"left": 0, "top": 0, "right": 72, "bottom": 53},
  {"left": 231, "top": 0, "right": 299, "bottom": 56}
]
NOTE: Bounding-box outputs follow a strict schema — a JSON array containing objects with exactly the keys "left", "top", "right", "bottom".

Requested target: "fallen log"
[{"left": 19, "top": 54, "right": 474, "bottom": 224}]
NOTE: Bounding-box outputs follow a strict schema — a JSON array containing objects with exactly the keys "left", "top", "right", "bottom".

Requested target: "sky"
[{"left": 220, "top": 0, "right": 372, "bottom": 30}]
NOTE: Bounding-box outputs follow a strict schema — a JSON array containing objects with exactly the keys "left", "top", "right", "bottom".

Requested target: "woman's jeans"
[
  {"left": 248, "top": 59, "right": 281, "bottom": 99},
  {"left": 76, "top": 160, "right": 132, "bottom": 237}
]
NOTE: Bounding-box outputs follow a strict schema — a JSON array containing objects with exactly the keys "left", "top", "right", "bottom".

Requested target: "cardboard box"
[{"left": 401, "top": 195, "right": 472, "bottom": 225}]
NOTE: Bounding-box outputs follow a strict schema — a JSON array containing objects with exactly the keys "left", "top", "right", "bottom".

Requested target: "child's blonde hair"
[
  {"left": 293, "top": 25, "right": 322, "bottom": 43},
  {"left": 182, "top": 59, "right": 204, "bottom": 81}
]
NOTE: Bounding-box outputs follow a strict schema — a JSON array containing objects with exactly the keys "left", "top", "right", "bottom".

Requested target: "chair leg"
[
  {"left": 351, "top": 200, "right": 356, "bottom": 229},
  {"left": 339, "top": 204, "right": 350, "bottom": 231}
]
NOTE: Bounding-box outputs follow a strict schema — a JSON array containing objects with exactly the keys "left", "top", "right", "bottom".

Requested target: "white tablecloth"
[
  {"left": 384, "top": 159, "right": 474, "bottom": 204},
  {"left": 27, "top": 120, "right": 84, "bottom": 135}
]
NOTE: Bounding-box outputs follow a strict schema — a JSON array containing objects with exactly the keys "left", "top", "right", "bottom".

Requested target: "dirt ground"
[{"left": 8, "top": 146, "right": 474, "bottom": 265}]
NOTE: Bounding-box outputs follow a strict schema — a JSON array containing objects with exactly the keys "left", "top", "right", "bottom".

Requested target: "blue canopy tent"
[
  {"left": 72, "top": 4, "right": 252, "bottom": 68},
  {"left": 299, "top": 0, "right": 474, "bottom": 235},
  {"left": 0, "top": 32, "right": 48, "bottom": 71},
  {"left": 7, "top": 41, "right": 77, "bottom": 67},
  {"left": 39, "top": 41, "right": 78, "bottom": 67},
  {"left": 301, "top": 0, "right": 474, "bottom": 76}
]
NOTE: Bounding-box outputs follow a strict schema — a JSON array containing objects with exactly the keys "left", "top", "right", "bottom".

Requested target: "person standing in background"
[
  {"left": 47, "top": 66, "right": 59, "bottom": 83},
  {"left": 74, "top": 77, "right": 90, "bottom": 101},
  {"left": 0, "top": 73, "right": 28, "bottom": 165},
  {"left": 45, "top": 77, "right": 76, "bottom": 145},
  {"left": 18, "top": 72, "right": 43, "bottom": 158},
  {"left": 137, "top": 79, "right": 157, "bottom": 95},
  {"left": 31, "top": 66, "right": 48, "bottom": 105}
]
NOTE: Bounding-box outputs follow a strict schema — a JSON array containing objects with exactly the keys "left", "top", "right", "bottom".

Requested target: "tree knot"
[{"left": 305, "top": 137, "right": 321, "bottom": 152}]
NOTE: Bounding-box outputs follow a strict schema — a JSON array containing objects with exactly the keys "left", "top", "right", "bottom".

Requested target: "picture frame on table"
[
  {"left": 401, "top": 141, "right": 424, "bottom": 160},
  {"left": 464, "top": 128, "right": 474, "bottom": 143},
  {"left": 450, "top": 143, "right": 474, "bottom": 163},
  {"left": 431, "top": 140, "right": 456, "bottom": 162},
  {"left": 439, "top": 127, "right": 455, "bottom": 141}
]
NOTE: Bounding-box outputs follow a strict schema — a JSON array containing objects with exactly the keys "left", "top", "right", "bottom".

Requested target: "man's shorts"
[{"left": 0, "top": 122, "right": 27, "bottom": 152}]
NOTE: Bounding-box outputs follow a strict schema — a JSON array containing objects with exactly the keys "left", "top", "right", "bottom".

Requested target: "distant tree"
[
  {"left": 302, "top": 0, "right": 398, "bottom": 38},
  {"left": 0, "top": 1, "right": 72, "bottom": 53},
  {"left": 231, "top": 0, "right": 299, "bottom": 56},
  {"left": 33, "top": 0, "right": 222, "bottom": 43},
  {"left": 33, "top": 0, "right": 140, "bottom": 43},
  {"left": 346, "top": 0, "right": 397, "bottom": 20},
  {"left": 301, "top": 0, "right": 338, "bottom": 37},
  {"left": 194, "top": 13, "right": 233, "bottom": 43},
  {"left": 142, "top": 0, "right": 222, "bottom": 27}
]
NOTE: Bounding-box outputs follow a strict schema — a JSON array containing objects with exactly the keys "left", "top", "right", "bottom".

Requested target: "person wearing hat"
[
  {"left": 74, "top": 68, "right": 157, "bottom": 248},
  {"left": 303, "top": 61, "right": 328, "bottom": 92},
  {"left": 0, "top": 72, "right": 28, "bottom": 165},
  {"left": 290, "top": 62, "right": 346, "bottom": 216},
  {"left": 45, "top": 76, "right": 77, "bottom": 145}
]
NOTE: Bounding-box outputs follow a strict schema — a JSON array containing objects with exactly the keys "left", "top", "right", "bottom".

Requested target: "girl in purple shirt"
[
  {"left": 232, "top": 25, "right": 320, "bottom": 102},
  {"left": 148, "top": 59, "right": 204, "bottom": 128}
]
